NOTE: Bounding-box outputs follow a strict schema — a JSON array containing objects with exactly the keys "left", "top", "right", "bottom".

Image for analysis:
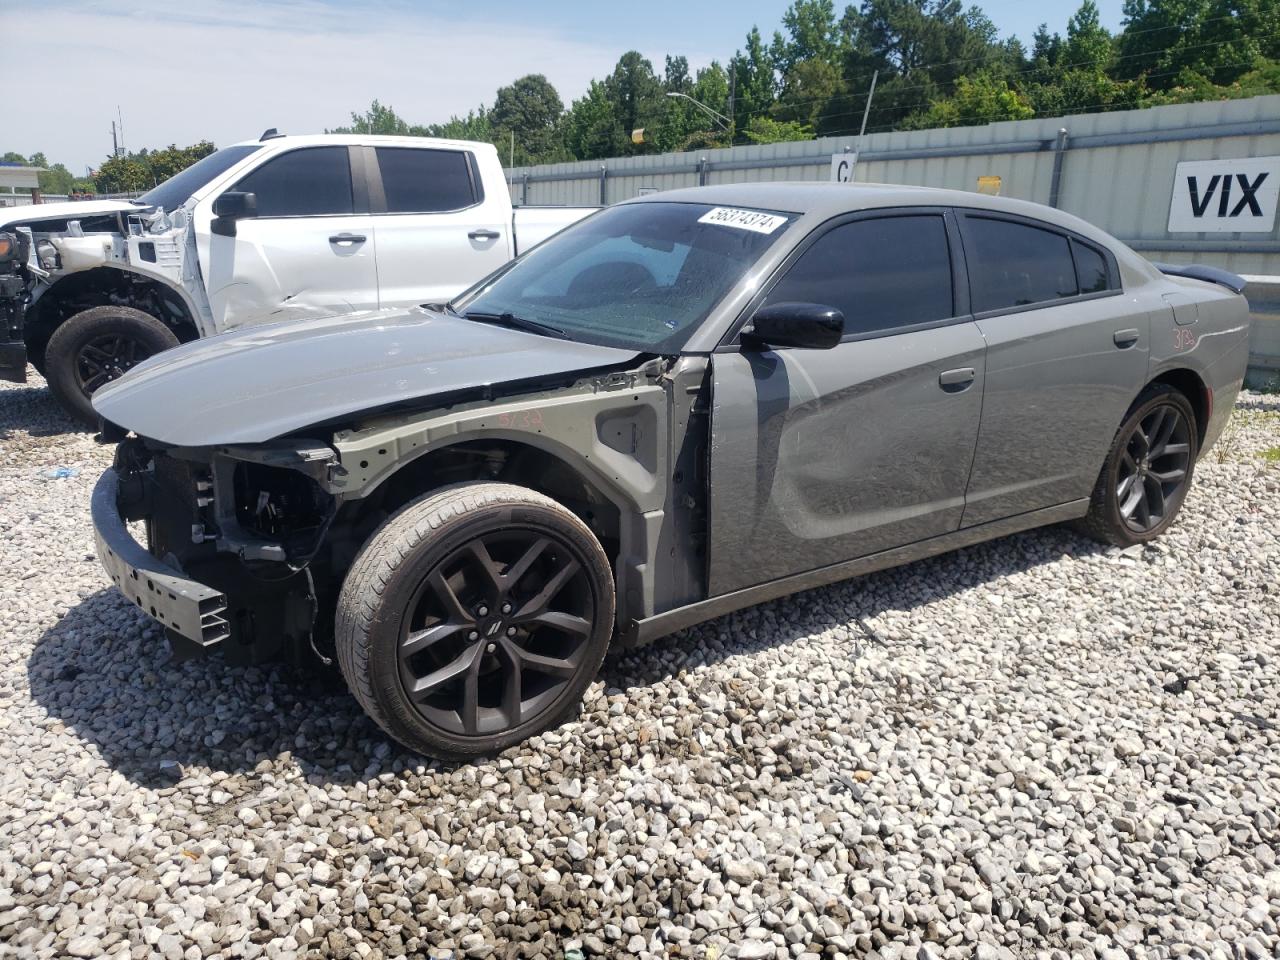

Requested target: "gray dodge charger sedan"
[{"left": 90, "top": 183, "right": 1251, "bottom": 758}]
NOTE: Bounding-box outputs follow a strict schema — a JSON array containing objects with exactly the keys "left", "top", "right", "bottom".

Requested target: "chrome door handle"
[
  {"left": 329, "top": 233, "right": 366, "bottom": 245},
  {"left": 1113, "top": 328, "right": 1139, "bottom": 348},
  {"left": 939, "top": 367, "right": 976, "bottom": 391},
  {"left": 469, "top": 229, "right": 501, "bottom": 241}
]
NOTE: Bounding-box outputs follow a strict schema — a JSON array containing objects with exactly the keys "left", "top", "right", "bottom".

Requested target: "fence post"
[
  {"left": 697, "top": 157, "right": 708, "bottom": 186},
  {"left": 522, "top": 173, "right": 530, "bottom": 205},
  {"left": 599, "top": 165, "right": 608, "bottom": 205},
  {"left": 1048, "top": 127, "right": 1069, "bottom": 208}
]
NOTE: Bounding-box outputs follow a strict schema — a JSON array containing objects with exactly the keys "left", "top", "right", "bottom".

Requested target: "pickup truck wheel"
[
  {"left": 1074, "top": 383, "right": 1198, "bottom": 547},
  {"left": 336, "top": 483, "right": 615, "bottom": 760},
  {"left": 44, "top": 305, "right": 180, "bottom": 427}
]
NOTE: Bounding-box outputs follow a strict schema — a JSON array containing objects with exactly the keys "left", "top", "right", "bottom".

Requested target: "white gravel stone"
[{"left": 1, "top": 375, "right": 1278, "bottom": 958}]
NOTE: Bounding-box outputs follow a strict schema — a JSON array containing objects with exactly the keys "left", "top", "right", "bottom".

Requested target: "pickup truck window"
[
  {"left": 231, "top": 146, "right": 354, "bottom": 218},
  {"left": 138, "top": 144, "right": 261, "bottom": 212},
  {"left": 454, "top": 202, "right": 794, "bottom": 352},
  {"left": 375, "top": 147, "right": 477, "bottom": 213}
]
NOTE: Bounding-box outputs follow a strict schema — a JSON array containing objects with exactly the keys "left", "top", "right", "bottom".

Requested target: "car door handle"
[
  {"left": 1113, "top": 328, "right": 1140, "bottom": 348},
  {"left": 938, "top": 367, "right": 976, "bottom": 391},
  {"left": 468, "top": 229, "right": 501, "bottom": 241},
  {"left": 329, "top": 233, "right": 366, "bottom": 245}
]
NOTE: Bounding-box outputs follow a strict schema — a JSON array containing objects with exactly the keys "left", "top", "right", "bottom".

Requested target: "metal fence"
[{"left": 509, "top": 95, "right": 1280, "bottom": 383}]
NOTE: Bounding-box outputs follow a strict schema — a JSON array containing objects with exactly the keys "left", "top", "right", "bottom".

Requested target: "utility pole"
[
  {"left": 727, "top": 67, "right": 736, "bottom": 144},
  {"left": 117, "top": 106, "right": 125, "bottom": 155},
  {"left": 857, "top": 70, "right": 879, "bottom": 141},
  {"left": 111, "top": 121, "right": 119, "bottom": 159}
]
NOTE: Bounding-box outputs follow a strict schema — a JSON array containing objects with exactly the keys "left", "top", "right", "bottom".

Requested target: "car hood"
[
  {"left": 0, "top": 199, "right": 141, "bottom": 228},
  {"left": 92, "top": 307, "right": 643, "bottom": 446}
]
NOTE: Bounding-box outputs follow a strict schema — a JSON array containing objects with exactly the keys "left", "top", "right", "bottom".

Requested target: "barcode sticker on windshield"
[{"left": 697, "top": 207, "right": 788, "bottom": 234}]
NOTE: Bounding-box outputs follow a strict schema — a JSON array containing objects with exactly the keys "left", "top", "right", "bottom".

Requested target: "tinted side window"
[
  {"left": 1072, "top": 239, "right": 1112, "bottom": 294},
  {"left": 376, "top": 147, "right": 476, "bottom": 213},
  {"left": 965, "top": 216, "right": 1078, "bottom": 312},
  {"left": 233, "top": 147, "right": 353, "bottom": 217},
  {"left": 763, "top": 215, "right": 954, "bottom": 337}
]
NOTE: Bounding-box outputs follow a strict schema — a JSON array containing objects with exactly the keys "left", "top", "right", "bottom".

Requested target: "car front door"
[
  {"left": 200, "top": 145, "right": 379, "bottom": 331},
  {"left": 366, "top": 145, "right": 514, "bottom": 308},
  {"left": 706, "top": 209, "right": 987, "bottom": 597},
  {"left": 955, "top": 211, "right": 1150, "bottom": 527}
]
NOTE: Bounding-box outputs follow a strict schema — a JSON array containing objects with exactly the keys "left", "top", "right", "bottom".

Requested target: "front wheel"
[
  {"left": 336, "top": 483, "right": 615, "bottom": 759},
  {"left": 1075, "top": 383, "right": 1198, "bottom": 547},
  {"left": 44, "top": 305, "right": 180, "bottom": 427}
]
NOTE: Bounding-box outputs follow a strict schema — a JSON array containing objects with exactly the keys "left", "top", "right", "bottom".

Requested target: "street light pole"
[{"left": 665, "top": 92, "right": 731, "bottom": 131}]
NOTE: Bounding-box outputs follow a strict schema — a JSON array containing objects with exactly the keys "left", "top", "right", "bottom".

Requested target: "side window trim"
[
  {"left": 228, "top": 146, "right": 357, "bottom": 220},
  {"left": 719, "top": 205, "right": 970, "bottom": 350},
  {"left": 368, "top": 146, "right": 481, "bottom": 216},
  {"left": 954, "top": 208, "right": 1122, "bottom": 320}
]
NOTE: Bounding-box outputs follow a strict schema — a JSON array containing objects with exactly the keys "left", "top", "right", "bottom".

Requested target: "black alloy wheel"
[
  {"left": 1115, "top": 402, "right": 1193, "bottom": 534},
  {"left": 74, "top": 333, "right": 149, "bottom": 393},
  {"left": 398, "top": 529, "right": 595, "bottom": 736},
  {"left": 336, "top": 483, "right": 616, "bottom": 759}
]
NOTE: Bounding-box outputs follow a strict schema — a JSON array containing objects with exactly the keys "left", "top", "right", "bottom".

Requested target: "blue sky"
[{"left": 1, "top": 0, "right": 1127, "bottom": 173}]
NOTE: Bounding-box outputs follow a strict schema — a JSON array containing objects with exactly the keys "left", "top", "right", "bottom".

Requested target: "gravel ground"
[{"left": 1, "top": 373, "right": 1278, "bottom": 960}]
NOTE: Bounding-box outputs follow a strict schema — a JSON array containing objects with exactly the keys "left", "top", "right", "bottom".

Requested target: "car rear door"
[
  {"left": 366, "top": 145, "right": 514, "bottom": 307},
  {"left": 202, "top": 145, "right": 379, "bottom": 330},
  {"left": 955, "top": 211, "right": 1149, "bottom": 527},
  {"left": 706, "top": 209, "right": 987, "bottom": 597}
]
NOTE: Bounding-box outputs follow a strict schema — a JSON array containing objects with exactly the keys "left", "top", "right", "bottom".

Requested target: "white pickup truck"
[{"left": 0, "top": 132, "right": 595, "bottom": 423}]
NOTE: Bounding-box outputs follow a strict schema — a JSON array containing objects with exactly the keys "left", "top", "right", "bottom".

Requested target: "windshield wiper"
[{"left": 462, "top": 310, "right": 567, "bottom": 339}]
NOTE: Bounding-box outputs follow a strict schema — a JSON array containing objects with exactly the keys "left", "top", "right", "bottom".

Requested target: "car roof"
[
  {"left": 227, "top": 133, "right": 497, "bottom": 154},
  {"left": 625, "top": 181, "right": 1110, "bottom": 240}
]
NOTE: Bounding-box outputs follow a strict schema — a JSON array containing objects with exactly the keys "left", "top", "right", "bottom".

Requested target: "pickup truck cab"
[{"left": 0, "top": 131, "right": 593, "bottom": 423}]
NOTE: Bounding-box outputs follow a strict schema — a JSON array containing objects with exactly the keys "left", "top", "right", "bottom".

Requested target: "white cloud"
[{"left": 0, "top": 0, "right": 645, "bottom": 171}]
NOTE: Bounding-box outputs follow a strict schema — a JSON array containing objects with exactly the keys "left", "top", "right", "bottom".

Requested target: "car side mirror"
[
  {"left": 211, "top": 191, "right": 257, "bottom": 237},
  {"left": 744, "top": 302, "right": 844, "bottom": 350}
]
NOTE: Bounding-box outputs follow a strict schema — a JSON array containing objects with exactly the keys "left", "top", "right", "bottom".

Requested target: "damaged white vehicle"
[{"left": 0, "top": 131, "right": 593, "bottom": 424}]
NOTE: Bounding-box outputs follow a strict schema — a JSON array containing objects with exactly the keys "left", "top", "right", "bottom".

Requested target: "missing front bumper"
[{"left": 91, "top": 467, "right": 230, "bottom": 646}]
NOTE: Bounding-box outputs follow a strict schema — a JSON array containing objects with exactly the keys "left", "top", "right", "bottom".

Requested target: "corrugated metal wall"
[
  {"left": 509, "top": 96, "right": 1280, "bottom": 384},
  {"left": 510, "top": 95, "right": 1280, "bottom": 277}
]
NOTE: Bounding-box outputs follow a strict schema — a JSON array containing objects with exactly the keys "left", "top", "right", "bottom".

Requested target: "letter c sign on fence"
[
  {"left": 831, "top": 153, "right": 857, "bottom": 183},
  {"left": 1167, "top": 156, "right": 1280, "bottom": 233}
]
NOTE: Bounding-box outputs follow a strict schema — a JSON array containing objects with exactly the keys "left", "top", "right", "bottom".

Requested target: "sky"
[{"left": 1, "top": 0, "right": 1126, "bottom": 174}]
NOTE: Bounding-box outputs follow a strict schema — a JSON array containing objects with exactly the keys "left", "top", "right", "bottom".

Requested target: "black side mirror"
[
  {"left": 211, "top": 191, "right": 257, "bottom": 237},
  {"left": 745, "top": 302, "right": 844, "bottom": 350}
]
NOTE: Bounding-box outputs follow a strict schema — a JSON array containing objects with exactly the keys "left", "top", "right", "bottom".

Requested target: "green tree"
[
  {"left": 1064, "top": 1, "right": 1113, "bottom": 69},
  {"left": 93, "top": 154, "right": 153, "bottom": 193},
  {"left": 731, "top": 27, "right": 780, "bottom": 139},
  {"left": 743, "top": 116, "right": 813, "bottom": 143},
  {"left": 330, "top": 100, "right": 413, "bottom": 135},
  {"left": 564, "top": 80, "right": 626, "bottom": 160},
  {"left": 490, "top": 74, "right": 567, "bottom": 165},
  {"left": 603, "top": 51, "right": 666, "bottom": 153},
  {"left": 903, "top": 71, "right": 1034, "bottom": 128}
]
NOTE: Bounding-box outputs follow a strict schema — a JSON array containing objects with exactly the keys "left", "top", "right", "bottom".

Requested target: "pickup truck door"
[
  {"left": 198, "top": 145, "right": 379, "bottom": 331},
  {"left": 365, "top": 145, "right": 513, "bottom": 308},
  {"left": 706, "top": 210, "right": 986, "bottom": 597}
]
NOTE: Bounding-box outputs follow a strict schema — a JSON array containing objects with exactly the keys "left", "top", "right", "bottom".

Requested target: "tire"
[
  {"left": 44, "top": 305, "right": 180, "bottom": 427},
  {"left": 1075, "top": 383, "right": 1199, "bottom": 547},
  {"left": 336, "top": 483, "right": 615, "bottom": 760}
]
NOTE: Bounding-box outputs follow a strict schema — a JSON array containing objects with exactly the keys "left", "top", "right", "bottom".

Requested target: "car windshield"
[
  {"left": 452, "top": 201, "right": 795, "bottom": 352},
  {"left": 138, "top": 144, "right": 261, "bottom": 211}
]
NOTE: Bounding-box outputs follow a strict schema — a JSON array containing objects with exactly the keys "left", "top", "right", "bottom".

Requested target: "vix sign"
[{"left": 1167, "top": 156, "right": 1280, "bottom": 233}]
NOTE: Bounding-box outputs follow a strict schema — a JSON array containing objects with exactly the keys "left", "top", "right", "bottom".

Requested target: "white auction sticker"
[{"left": 697, "top": 207, "right": 788, "bottom": 234}]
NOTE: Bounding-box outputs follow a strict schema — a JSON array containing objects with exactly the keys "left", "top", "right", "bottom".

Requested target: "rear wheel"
[
  {"left": 44, "top": 305, "right": 180, "bottom": 427},
  {"left": 1075, "top": 383, "right": 1198, "bottom": 546},
  {"left": 336, "top": 483, "right": 615, "bottom": 759}
]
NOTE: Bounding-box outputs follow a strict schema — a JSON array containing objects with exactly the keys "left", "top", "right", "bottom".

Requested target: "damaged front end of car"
[
  {"left": 94, "top": 432, "right": 347, "bottom": 663},
  {"left": 0, "top": 203, "right": 211, "bottom": 382}
]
